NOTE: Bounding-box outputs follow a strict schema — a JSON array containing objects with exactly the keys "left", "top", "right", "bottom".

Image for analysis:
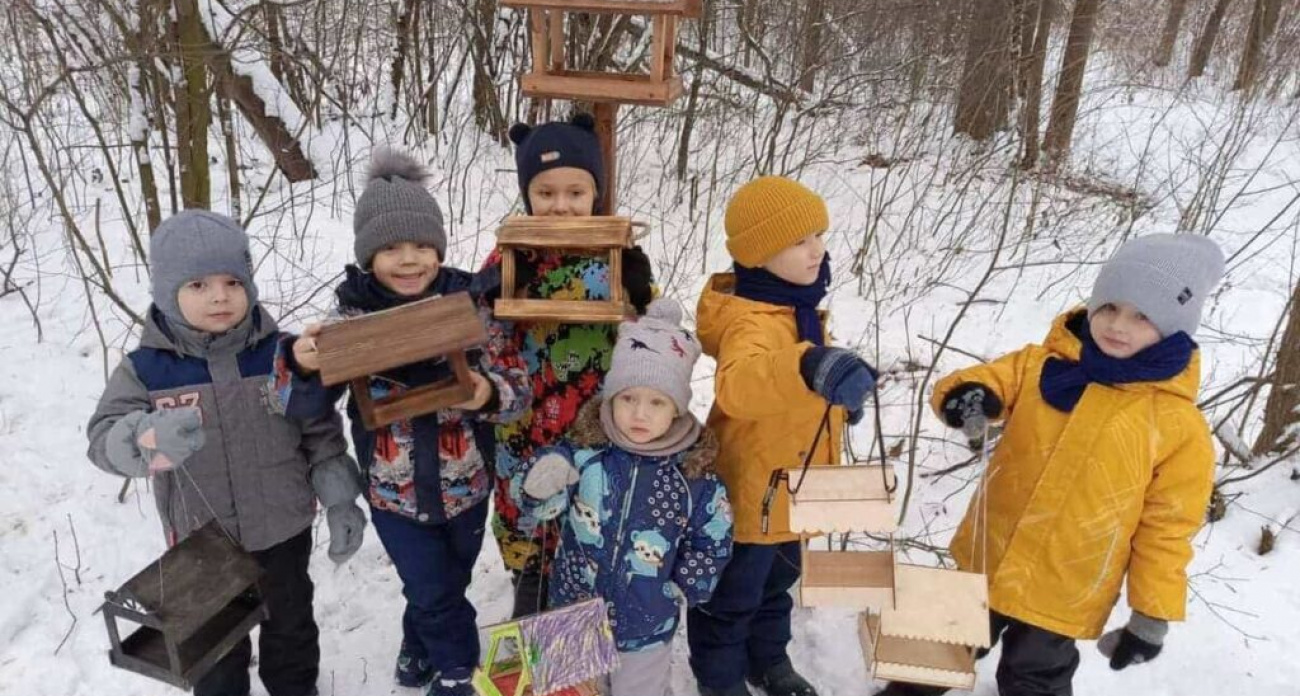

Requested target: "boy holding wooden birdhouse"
[
  {"left": 482, "top": 113, "right": 655, "bottom": 619},
  {"left": 279, "top": 150, "right": 531, "bottom": 696},
  {"left": 687, "top": 176, "right": 878, "bottom": 696},
  {"left": 516, "top": 298, "right": 733, "bottom": 696},
  {"left": 878, "top": 234, "right": 1225, "bottom": 696},
  {"left": 87, "top": 210, "right": 367, "bottom": 696}
]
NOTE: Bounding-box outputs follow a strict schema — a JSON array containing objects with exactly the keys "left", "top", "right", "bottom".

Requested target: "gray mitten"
[
  {"left": 325, "top": 502, "right": 367, "bottom": 564},
  {"left": 105, "top": 407, "right": 205, "bottom": 476},
  {"left": 523, "top": 453, "right": 579, "bottom": 500}
]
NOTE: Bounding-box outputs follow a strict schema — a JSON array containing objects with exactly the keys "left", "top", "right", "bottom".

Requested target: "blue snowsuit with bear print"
[{"left": 517, "top": 399, "right": 733, "bottom": 652}]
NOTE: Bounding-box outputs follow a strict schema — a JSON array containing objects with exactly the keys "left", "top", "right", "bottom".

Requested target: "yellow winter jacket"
[
  {"left": 697, "top": 274, "right": 846, "bottom": 544},
  {"left": 933, "top": 309, "right": 1214, "bottom": 639}
]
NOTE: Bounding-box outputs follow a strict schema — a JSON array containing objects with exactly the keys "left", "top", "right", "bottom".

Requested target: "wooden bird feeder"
[
  {"left": 860, "top": 564, "right": 991, "bottom": 690},
  {"left": 493, "top": 216, "right": 635, "bottom": 324},
  {"left": 785, "top": 465, "right": 898, "bottom": 535},
  {"left": 315, "top": 292, "right": 488, "bottom": 430},
  {"left": 102, "top": 522, "right": 266, "bottom": 689},
  {"left": 473, "top": 598, "right": 618, "bottom": 696},
  {"left": 504, "top": 0, "right": 700, "bottom": 107}
]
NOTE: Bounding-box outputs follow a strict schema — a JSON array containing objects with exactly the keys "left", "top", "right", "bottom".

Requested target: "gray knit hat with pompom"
[
  {"left": 353, "top": 148, "right": 446, "bottom": 267},
  {"left": 602, "top": 299, "right": 702, "bottom": 414}
]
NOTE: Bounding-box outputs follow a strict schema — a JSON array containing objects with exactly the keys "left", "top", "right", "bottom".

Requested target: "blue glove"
[{"left": 800, "top": 347, "right": 877, "bottom": 411}]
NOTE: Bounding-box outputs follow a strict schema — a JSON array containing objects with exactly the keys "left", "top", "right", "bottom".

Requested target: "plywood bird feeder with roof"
[
  {"left": 101, "top": 521, "right": 266, "bottom": 689},
  {"left": 501, "top": 0, "right": 702, "bottom": 213},
  {"left": 860, "top": 564, "right": 991, "bottom": 689},
  {"left": 493, "top": 215, "right": 635, "bottom": 323},
  {"left": 786, "top": 464, "right": 898, "bottom": 535},
  {"left": 473, "top": 598, "right": 618, "bottom": 696},
  {"left": 315, "top": 292, "right": 488, "bottom": 430}
]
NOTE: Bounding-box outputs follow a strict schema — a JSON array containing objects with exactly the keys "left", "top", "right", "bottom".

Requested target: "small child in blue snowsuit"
[{"left": 516, "top": 299, "right": 734, "bottom": 696}]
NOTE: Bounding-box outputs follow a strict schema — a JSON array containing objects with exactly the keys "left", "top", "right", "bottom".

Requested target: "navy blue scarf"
[
  {"left": 1039, "top": 315, "right": 1195, "bottom": 413},
  {"left": 733, "top": 256, "right": 831, "bottom": 346}
]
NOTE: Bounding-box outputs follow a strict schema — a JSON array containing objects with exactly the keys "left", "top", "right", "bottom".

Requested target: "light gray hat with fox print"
[
  {"left": 1088, "top": 233, "right": 1225, "bottom": 338},
  {"left": 353, "top": 148, "right": 446, "bottom": 268},
  {"left": 603, "top": 299, "right": 701, "bottom": 414}
]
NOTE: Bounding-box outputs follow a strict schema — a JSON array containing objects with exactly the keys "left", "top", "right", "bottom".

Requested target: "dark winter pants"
[
  {"left": 194, "top": 528, "right": 320, "bottom": 696},
  {"left": 371, "top": 500, "right": 488, "bottom": 682},
  {"left": 687, "top": 540, "right": 803, "bottom": 690},
  {"left": 880, "top": 611, "right": 1080, "bottom": 696}
]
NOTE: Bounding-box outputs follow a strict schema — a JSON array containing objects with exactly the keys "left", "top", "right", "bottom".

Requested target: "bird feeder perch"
[
  {"left": 314, "top": 292, "right": 488, "bottom": 430},
  {"left": 493, "top": 216, "right": 635, "bottom": 324},
  {"left": 101, "top": 522, "right": 266, "bottom": 689}
]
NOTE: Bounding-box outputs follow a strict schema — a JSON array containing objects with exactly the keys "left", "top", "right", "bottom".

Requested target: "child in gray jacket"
[{"left": 87, "top": 210, "right": 366, "bottom": 696}]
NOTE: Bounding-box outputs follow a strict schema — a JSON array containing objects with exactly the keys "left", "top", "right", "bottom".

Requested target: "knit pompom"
[
  {"left": 570, "top": 112, "right": 596, "bottom": 131},
  {"left": 644, "top": 298, "right": 683, "bottom": 326},
  {"left": 367, "top": 147, "right": 429, "bottom": 184},
  {"left": 508, "top": 122, "right": 532, "bottom": 145}
]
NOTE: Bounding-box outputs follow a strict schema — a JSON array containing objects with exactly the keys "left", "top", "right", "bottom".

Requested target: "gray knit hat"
[
  {"left": 1088, "top": 233, "right": 1225, "bottom": 337},
  {"left": 150, "top": 210, "right": 257, "bottom": 325},
  {"left": 353, "top": 148, "right": 446, "bottom": 268},
  {"left": 603, "top": 299, "right": 701, "bottom": 414}
]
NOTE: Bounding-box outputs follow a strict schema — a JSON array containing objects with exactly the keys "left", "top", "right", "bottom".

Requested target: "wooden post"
[{"left": 594, "top": 102, "right": 618, "bottom": 213}]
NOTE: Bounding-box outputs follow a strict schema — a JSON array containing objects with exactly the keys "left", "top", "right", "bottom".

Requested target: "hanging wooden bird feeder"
[
  {"left": 798, "top": 546, "right": 895, "bottom": 609},
  {"left": 860, "top": 564, "right": 991, "bottom": 689},
  {"left": 101, "top": 521, "right": 266, "bottom": 689},
  {"left": 493, "top": 215, "right": 635, "bottom": 324},
  {"left": 314, "top": 292, "right": 489, "bottom": 430},
  {"left": 785, "top": 464, "right": 898, "bottom": 535},
  {"left": 502, "top": 0, "right": 700, "bottom": 107},
  {"left": 473, "top": 598, "right": 618, "bottom": 696}
]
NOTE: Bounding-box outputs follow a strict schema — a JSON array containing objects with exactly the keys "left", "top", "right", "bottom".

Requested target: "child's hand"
[
  {"left": 292, "top": 323, "right": 324, "bottom": 374},
  {"left": 1098, "top": 613, "right": 1166, "bottom": 670},
  {"left": 800, "top": 347, "right": 877, "bottom": 410},
  {"left": 523, "top": 453, "right": 579, "bottom": 500},
  {"left": 451, "top": 371, "right": 494, "bottom": 411},
  {"left": 136, "top": 407, "right": 206, "bottom": 473},
  {"left": 939, "top": 383, "right": 1003, "bottom": 429}
]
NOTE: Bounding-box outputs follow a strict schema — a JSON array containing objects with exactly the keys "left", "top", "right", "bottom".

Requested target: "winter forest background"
[{"left": 1, "top": 0, "right": 1299, "bottom": 694}]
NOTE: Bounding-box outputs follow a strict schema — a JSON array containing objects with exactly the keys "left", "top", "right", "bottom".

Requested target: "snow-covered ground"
[{"left": 2, "top": 58, "right": 1298, "bottom": 696}]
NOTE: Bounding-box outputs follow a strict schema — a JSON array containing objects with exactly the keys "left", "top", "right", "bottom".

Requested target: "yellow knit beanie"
[{"left": 724, "top": 176, "right": 830, "bottom": 267}]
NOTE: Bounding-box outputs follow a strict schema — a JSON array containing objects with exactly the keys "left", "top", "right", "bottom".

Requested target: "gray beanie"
[
  {"left": 150, "top": 210, "right": 257, "bottom": 325},
  {"left": 603, "top": 299, "right": 701, "bottom": 414},
  {"left": 353, "top": 148, "right": 446, "bottom": 267},
  {"left": 1088, "top": 233, "right": 1225, "bottom": 337}
]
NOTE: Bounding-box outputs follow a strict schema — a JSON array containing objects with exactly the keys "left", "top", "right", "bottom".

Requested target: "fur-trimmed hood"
[{"left": 569, "top": 398, "right": 719, "bottom": 480}]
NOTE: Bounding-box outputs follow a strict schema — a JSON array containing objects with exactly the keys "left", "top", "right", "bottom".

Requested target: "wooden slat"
[
  {"left": 861, "top": 614, "right": 977, "bottom": 690},
  {"left": 595, "top": 102, "right": 619, "bottom": 213},
  {"left": 788, "top": 499, "right": 897, "bottom": 535},
  {"left": 368, "top": 376, "right": 475, "bottom": 429},
  {"left": 495, "top": 298, "right": 631, "bottom": 323},
  {"left": 529, "top": 9, "right": 548, "bottom": 73},
  {"left": 663, "top": 16, "right": 677, "bottom": 79},
  {"left": 499, "top": 215, "right": 632, "bottom": 235},
  {"left": 501, "top": 0, "right": 700, "bottom": 17},
  {"left": 650, "top": 16, "right": 667, "bottom": 82},
  {"left": 521, "top": 71, "right": 683, "bottom": 106},
  {"left": 787, "top": 465, "right": 896, "bottom": 502},
  {"left": 315, "top": 292, "right": 488, "bottom": 386},
  {"left": 799, "top": 549, "right": 895, "bottom": 610},
  {"left": 549, "top": 9, "right": 565, "bottom": 70},
  {"left": 496, "top": 219, "right": 632, "bottom": 249},
  {"left": 608, "top": 247, "right": 625, "bottom": 304},
  {"left": 501, "top": 248, "right": 518, "bottom": 298},
  {"left": 880, "top": 564, "right": 990, "bottom": 647}
]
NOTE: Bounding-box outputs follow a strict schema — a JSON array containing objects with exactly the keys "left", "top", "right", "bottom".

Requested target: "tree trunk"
[
  {"left": 954, "top": 0, "right": 1016, "bottom": 140},
  {"left": 676, "top": 0, "right": 711, "bottom": 180},
  {"left": 216, "top": 91, "right": 241, "bottom": 219},
  {"left": 1155, "top": 0, "right": 1190, "bottom": 67},
  {"left": 467, "top": 0, "right": 507, "bottom": 141},
  {"left": 1016, "top": 0, "right": 1051, "bottom": 169},
  {"left": 1043, "top": 0, "right": 1103, "bottom": 164},
  {"left": 131, "top": 0, "right": 163, "bottom": 233},
  {"left": 173, "top": 0, "right": 211, "bottom": 210},
  {"left": 1234, "top": 0, "right": 1281, "bottom": 91},
  {"left": 391, "top": 0, "right": 418, "bottom": 119},
  {"left": 1189, "top": 0, "right": 1234, "bottom": 79},
  {"left": 798, "top": 0, "right": 825, "bottom": 93},
  {"left": 1253, "top": 281, "right": 1300, "bottom": 456}
]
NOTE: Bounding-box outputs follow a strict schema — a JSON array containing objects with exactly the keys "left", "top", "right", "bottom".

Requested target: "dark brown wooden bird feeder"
[
  {"left": 314, "top": 292, "right": 489, "bottom": 430},
  {"left": 101, "top": 522, "right": 266, "bottom": 689}
]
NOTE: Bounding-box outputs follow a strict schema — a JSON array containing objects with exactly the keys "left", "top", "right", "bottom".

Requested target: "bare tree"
[
  {"left": 1254, "top": 280, "right": 1300, "bottom": 455},
  {"left": 1155, "top": 0, "right": 1190, "bottom": 66},
  {"left": 1234, "top": 0, "right": 1282, "bottom": 91},
  {"left": 1043, "top": 0, "right": 1104, "bottom": 163},
  {"left": 173, "top": 0, "right": 212, "bottom": 209},
  {"left": 1189, "top": 0, "right": 1235, "bottom": 79},
  {"left": 954, "top": 0, "right": 1016, "bottom": 140}
]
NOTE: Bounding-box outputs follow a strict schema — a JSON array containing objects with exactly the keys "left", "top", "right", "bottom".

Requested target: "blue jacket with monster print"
[{"left": 516, "top": 398, "right": 733, "bottom": 652}]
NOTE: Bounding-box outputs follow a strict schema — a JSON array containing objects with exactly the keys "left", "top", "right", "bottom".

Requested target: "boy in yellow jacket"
[
  {"left": 879, "top": 234, "right": 1224, "bottom": 696},
  {"left": 688, "top": 176, "right": 877, "bottom": 696}
]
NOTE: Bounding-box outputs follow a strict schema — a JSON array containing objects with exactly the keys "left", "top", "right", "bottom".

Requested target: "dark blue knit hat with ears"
[{"left": 509, "top": 113, "right": 605, "bottom": 214}]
